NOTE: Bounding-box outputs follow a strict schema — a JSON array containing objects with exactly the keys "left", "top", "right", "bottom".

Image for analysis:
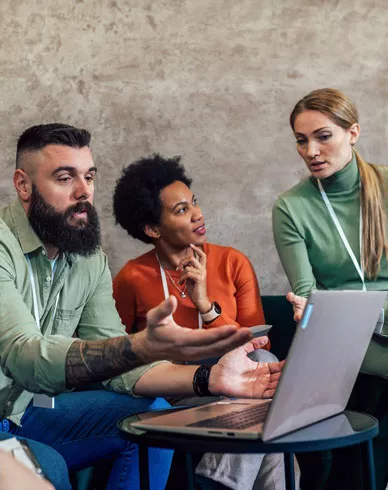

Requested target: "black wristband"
[{"left": 193, "top": 365, "right": 213, "bottom": 397}]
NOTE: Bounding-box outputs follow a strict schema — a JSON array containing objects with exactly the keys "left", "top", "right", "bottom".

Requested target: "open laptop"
[{"left": 131, "top": 290, "right": 386, "bottom": 441}]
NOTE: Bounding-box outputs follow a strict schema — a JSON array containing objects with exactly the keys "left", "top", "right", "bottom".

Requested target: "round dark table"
[{"left": 118, "top": 409, "right": 378, "bottom": 490}]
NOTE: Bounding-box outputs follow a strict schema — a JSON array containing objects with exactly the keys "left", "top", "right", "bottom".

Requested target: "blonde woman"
[{"left": 273, "top": 88, "right": 388, "bottom": 490}]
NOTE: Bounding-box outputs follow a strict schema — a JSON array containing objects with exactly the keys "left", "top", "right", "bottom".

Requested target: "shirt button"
[
  {"left": 42, "top": 250, "right": 46, "bottom": 256},
  {"left": 6, "top": 401, "right": 11, "bottom": 407},
  {"left": 45, "top": 276, "right": 51, "bottom": 282}
]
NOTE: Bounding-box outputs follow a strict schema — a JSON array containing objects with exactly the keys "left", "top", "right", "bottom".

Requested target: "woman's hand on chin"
[{"left": 177, "top": 244, "right": 211, "bottom": 313}]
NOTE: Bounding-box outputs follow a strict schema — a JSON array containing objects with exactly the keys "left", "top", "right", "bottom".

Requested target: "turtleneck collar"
[{"left": 310, "top": 152, "right": 359, "bottom": 195}]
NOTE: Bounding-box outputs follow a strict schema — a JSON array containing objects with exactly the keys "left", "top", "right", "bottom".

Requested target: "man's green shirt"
[{"left": 0, "top": 199, "right": 161, "bottom": 424}]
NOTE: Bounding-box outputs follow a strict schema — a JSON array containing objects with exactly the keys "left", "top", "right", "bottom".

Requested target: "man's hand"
[
  {"left": 208, "top": 337, "right": 285, "bottom": 399},
  {"left": 286, "top": 292, "right": 307, "bottom": 322},
  {"left": 131, "top": 295, "right": 252, "bottom": 362},
  {"left": 66, "top": 296, "right": 251, "bottom": 389}
]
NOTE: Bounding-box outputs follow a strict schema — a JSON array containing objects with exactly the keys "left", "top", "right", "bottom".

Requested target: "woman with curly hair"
[
  {"left": 112, "top": 153, "right": 266, "bottom": 335},
  {"left": 111, "top": 154, "right": 292, "bottom": 490}
]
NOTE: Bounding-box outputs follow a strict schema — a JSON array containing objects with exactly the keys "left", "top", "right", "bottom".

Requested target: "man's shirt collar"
[{"left": 7, "top": 199, "right": 45, "bottom": 255}]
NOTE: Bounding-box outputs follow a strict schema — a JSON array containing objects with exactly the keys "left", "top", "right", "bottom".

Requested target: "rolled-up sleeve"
[{"left": 105, "top": 361, "right": 171, "bottom": 395}]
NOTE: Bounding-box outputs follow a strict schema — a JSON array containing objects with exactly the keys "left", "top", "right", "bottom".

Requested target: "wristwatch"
[{"left": 201, "top": 302, "right": 222, "bottom": 324}]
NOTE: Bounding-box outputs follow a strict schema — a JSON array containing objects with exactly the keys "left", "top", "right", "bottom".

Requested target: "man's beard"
[{"left": 28, "top": 186, "right": 101, "bottom": 257}]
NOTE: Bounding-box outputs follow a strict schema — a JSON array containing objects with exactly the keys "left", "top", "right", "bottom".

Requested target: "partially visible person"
[
  {"left": 0, "top": 123, "right": 280, "bottom": 490},
  {"left": 0, "top": 450, "right": 54, "bottom": 490},
  {"left": 113, "top": 154, "right": 266, "bottom": 335},
  {"left": 0, "top": 433, "right": 66, "bottom": 489},
  {"left": 273, "top": 88, "right": 388, "bottom": 489}
]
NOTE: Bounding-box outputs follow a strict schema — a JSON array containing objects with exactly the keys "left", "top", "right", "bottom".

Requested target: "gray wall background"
[{"left": 1, "top": 0, "right": 387, "bottom": 294}]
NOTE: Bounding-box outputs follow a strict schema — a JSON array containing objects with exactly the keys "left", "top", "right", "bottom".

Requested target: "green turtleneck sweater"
[{"left": 272, "top": 155, "right": 388, "bottom": 376}]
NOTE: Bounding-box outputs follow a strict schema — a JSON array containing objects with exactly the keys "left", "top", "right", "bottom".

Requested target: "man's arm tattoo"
[{"left": 65, "top": 336, "right": 144, "bottom": 389}]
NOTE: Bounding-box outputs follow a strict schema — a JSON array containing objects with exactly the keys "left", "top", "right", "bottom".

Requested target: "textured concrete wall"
[{"left": 1, "top": 0, "right": 388, "bottom": 293}]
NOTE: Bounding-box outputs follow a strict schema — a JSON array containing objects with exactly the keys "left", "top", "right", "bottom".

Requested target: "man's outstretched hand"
[
  {"left": 209, "top": 337, "right": 285, "bottom": 399},
  {"left": 131, "top": 296, "right": 252, "bottom": 362}
]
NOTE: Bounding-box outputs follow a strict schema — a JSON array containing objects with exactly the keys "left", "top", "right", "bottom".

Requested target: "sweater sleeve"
[
  {"left": 272, "top": 197, "right": 316, "bottom": 298},
  {"left": 205, "top": 249, "right": 265, "bottom": 329},
  {"left": 112, "top": 264, "right": 137, "bottom": 333}
]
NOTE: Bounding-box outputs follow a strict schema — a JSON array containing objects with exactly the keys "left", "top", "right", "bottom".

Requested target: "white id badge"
[
  {"left": 374, "top": 308, "right": 385, "bottom": 335},
  {"left": 33, "top": 394, "right": 55, "bottom": 409}
]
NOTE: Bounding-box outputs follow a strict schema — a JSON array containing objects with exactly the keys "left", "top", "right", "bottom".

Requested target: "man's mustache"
[{"left": 65, "top": 202, "right": 94, "bottom": 217}]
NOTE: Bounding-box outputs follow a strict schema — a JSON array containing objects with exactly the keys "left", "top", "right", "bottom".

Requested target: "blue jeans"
[{"left": 8, "top": 391, "right": 173, "bottom": 490}]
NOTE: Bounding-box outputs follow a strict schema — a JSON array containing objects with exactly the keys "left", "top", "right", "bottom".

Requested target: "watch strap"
[
  {"left": 201, "top": 302, "right": 221, "bottom": 323},
  {"left": 193, "top": 365, "right": 213, "bottom": 396}
]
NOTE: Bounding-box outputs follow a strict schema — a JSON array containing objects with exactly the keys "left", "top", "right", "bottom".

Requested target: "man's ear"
[
  {"left": 13, "top": 169, "right": 33, "bottom": 203},
  {"left": 144, "top": 224, "right": 161, "bottom": 240}
]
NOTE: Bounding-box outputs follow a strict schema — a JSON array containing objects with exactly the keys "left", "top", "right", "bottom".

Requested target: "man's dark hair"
[
  {"left": 113, "top": 153, "right": 192, "bottom": 244},
  {"left": 16, "top": 123, "right": 91, "bottom": 168}
]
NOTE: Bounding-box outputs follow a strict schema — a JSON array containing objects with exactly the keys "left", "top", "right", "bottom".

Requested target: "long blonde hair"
[{"left": 290, "top": 88, "right": 387, "bottom": 279}]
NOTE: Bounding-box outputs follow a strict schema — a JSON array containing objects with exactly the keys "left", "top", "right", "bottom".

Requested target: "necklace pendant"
[{"left": 181, "top": 292, "right": 187, "bottom": 298}]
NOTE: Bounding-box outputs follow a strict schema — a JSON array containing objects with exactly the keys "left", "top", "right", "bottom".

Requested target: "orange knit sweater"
[{"left": 113, "top": 242, "right": 265, "bottom": 332}]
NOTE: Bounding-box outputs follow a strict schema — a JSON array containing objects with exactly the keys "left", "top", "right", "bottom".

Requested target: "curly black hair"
[{"left": 113, "top": 153, "right": 192, "bottom": 244}]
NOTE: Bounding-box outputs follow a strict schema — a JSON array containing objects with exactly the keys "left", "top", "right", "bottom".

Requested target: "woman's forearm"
[{"left": 133, "top": 363, "right": 199, "bottom": 397}]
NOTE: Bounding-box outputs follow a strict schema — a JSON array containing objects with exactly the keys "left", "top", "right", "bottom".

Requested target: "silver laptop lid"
[{"left": 262, "top": 290, "right": 386, "bottom": 441}]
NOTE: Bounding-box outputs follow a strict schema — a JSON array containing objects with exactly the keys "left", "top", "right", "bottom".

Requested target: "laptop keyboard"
[{"left": 187, "top": 402, "right": 271, "bottom": 430}]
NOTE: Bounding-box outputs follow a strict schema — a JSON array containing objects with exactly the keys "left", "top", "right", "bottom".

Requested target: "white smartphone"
[{"left": 248, "top": 324, "right": 272, "bottom": 337}]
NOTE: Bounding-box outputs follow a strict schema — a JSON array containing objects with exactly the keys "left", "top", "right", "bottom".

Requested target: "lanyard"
[
  {"left": 26, "top": 255, "right": 59, "bottom": 410},
  {"left": 26, "top": 255, "right": 60, "bottom": 330},
  {"left": 317, "top": 179, "right": 366, "bottom": 291},
  {"left": 158, "top": 261, "right": 203, "bottom": 329},
  {"left": 317, "top": 179, "right": 386, "bottom": 334}
]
